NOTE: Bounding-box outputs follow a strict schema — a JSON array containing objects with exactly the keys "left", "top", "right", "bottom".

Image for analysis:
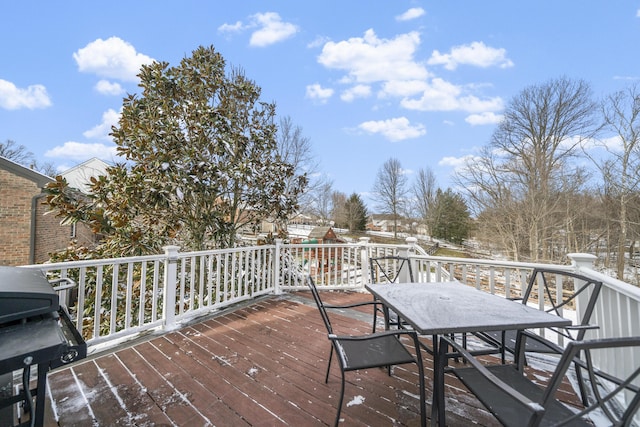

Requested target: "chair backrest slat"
[
  {"left": 542, "top": 336, "right": 640, "bottom": 425},
  {"left": 521, "top": 268, "right": 602, "bottom": 341},
  {"left": 370, "top": 256, "right": 414, "bottom": 284},
  {"left": 307, "top": 276, "right": 333, "bottom": 335}
]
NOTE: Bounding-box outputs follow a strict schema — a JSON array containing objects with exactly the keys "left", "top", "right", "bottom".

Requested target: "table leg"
[{"left": 430, "top": 334, "right": 440, "bottom": 426}]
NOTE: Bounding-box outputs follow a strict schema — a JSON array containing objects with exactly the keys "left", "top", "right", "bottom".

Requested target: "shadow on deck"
[{"left": 36, "top": 291, "right": 580, "bottom": 426}]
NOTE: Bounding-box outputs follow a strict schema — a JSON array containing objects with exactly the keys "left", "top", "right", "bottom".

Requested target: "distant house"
[
  {"left": 0, "top": 156, "right": 107, "bottom": 266},
  {"left": 61, "top": 157, "right": 108, "bottom": 192},
  {"left": 367, "top": 214, "right": 407, "bottom": 233}
]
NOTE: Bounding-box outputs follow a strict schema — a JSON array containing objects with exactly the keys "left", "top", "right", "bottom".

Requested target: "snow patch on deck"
[{"left": 347, "top": 395, "right": 365, "bottom": 407}]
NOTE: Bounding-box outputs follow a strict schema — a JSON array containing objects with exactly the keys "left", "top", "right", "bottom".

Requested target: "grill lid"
[{"left": 0, "top": 266, "right": 59, "bottom": 324}]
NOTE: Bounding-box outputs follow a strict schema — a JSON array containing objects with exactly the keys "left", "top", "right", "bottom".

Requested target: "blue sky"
[{"left": 2, "top": 2, "right": 639, "bottom": 207}]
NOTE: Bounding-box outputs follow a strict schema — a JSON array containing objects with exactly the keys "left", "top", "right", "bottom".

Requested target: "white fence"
[{"left": 21, "top": 238, "right": 640, "bottom": 382}]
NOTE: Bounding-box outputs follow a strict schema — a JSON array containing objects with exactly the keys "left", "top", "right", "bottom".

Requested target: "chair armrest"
[
  {"left": 324, "top": 300, "right": 382, "bottom": 310},
  {"left": 439, "top": 336, "right": 544, "bottom": 418},
  {"left": 330, "top": 329, "right": 418, "bottom": 341},
  {"left": 565, "top": 324, "right": 600, "bottom": 331}
]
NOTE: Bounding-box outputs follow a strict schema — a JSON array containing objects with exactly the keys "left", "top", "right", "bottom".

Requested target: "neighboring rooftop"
[{"left": 60, "top": 157, "right": 109, "bottom": 192}]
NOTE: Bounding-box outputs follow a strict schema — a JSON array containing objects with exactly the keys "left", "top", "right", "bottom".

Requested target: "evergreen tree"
[
  {"left": 344, "top": 193, "right": 368, "bottom": 231},
  {"left": 45, "top": 45, "right": 306, "bottom": 256},
  {"left": 430, "top": 189, "right": 471, "bottom": 244}
]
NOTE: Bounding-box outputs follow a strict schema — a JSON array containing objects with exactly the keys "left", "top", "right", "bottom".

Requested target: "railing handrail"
[
  {"left": 575, "top": 265, "right": 640, "bottom": 301},
  {"left": 410, "top": 253, "right": 573, "bottom": 273}
]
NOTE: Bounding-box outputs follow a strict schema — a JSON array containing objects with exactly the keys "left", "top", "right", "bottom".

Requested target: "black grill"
[{"left": 0, "top": 266, "right": 86, "bottom": 427}]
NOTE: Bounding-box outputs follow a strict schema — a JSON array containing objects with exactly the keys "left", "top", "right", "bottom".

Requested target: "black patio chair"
[
  {"left": 435, "top": 333, "right": 640, "bottom": 426},
  {"left": 474, "top": 268, "right": 602, "bottom": 365},
  {"left": 307, "top": 276, "right": 426, "bottom": 427},
  {"left": 369, "top": 255, "right": 415, "bottom": 332}
]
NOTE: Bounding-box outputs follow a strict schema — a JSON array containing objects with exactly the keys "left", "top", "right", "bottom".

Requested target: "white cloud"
[
  {"left": 401, "top": 78, "right": 504, "bottom": 113},
  {"left": 44, "top": 141, "right": 118, "bottom": 161},
  {"left": 439, "top": 154, "right": 477, "bottom": 168},
  {"left": 307, "top": 36, "right": 330, "bottom": 49},
  {"left": 465, "top": 111, "right": 503, "bottom": 125},
  {"left": 341, "top": 84, "right": 371, "bottom": 102},
  {"left": 396, "top": 7, "right": 426, "bottom": 21},
  {"left": 305, "top": 83, "right": 334, "bottom": 103},
  {"left": 595, "top": 135, "right": 622, "bottom": 152},
  {"left": 315, "top": 30, "right": 506, "bottom": 115},
  {"left": 73, "top": 37, "right": 155, "bottom": 82},
  {"left": 637, "top": 9, "right": 640, "bottom": 17},
  {"left": 318, "top": 29, "right": 428, "bottom": 83},
  {"left": 379, "top": 79, "right": 429, "bottom": 98},
  {"left": 358, "top": 117, "right": 426, "bottom": 142},
  {"left": 218, "top": 20, "right": 244, "bottom": 33},
  {"left": 95, "top": 79, "right": 124, "bottom": 96},
  {"left": 249, "top": 12, "right": 298, "bottom": 47},
  {"left": 83, "top": 109, "right": 120, "bottom": 140},
  {"left": 0, "top": 79, "right": 51, "bottom": 110},
  {"left": 428, "top": 41, "right": 514, "bottom": 70}
]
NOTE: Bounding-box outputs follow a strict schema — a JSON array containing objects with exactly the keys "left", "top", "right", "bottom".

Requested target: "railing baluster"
[
  {"left": 95, "top": 265, "right": 103, "bottom": 339},
  {"left": 139, "top": 262, "right": 147, "bottom": 327},
  {"left": 125, "top": 263, "right": 133, "bottom": 329},
  {"left": 110, "top": 264, "right": 118, "bottom": 335},
  {"left": 152, "top": 260, "right": 159, "bottom": 323},
  {"left": 77, "top": 267, "right": 86, "bottom": 335}
]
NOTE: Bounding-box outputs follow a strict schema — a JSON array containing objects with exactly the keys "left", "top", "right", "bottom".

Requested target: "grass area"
[{"left": 434, "top": 247, "right": 470, "bottom": 258}]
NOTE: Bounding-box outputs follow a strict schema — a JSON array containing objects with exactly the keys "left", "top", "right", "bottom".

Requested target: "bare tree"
[
  {"left": 276, "top": 116, "right": 328, "bottom": 218},
  {"left": 0, "top": 139, "right": 56, "bottom": 176},
  {"left": 310, "top": 180, "right": 334, "bottom": 224},
  {"left": 456, "top": 77, "right": 597, "bottom": 261},
  {"left": 593, "top": 84, "right": 640, "bottom": 279},
  {"left": 372, "top": 158, "right": 408, "bottom": 239},
  {"left": 0, "top": 139, "right": 34, "bottom": 164},
  {"left": 412, "top": 167, "right": 437, "bottom": 236},
  {"left": 331, "top": 191, "right": 348, "bottom": 228}
]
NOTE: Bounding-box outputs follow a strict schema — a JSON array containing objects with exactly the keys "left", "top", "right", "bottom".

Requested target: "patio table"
[{"left": 365, "top": 281, "right": 572, "bottom": 426}]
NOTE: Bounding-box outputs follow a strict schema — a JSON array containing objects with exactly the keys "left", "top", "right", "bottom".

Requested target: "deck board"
[{"left": 33, "top": 291, "right": 582, "bottom": 426}]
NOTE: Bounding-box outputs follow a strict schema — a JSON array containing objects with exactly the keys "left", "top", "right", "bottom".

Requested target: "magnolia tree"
[{"left": 45, "top": 45, "right": 306, "bottom": 257}]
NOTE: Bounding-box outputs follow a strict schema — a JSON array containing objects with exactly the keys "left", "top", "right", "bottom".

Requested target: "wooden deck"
[{"left": 31, "top": 291, "right": 581, "bottom": 426}]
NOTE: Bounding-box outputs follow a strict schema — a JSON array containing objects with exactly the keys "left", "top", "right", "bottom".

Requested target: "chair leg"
[
  {"left": 574, "top": 360, "right": 589, "bottom": 407},
  {"left": 416, "top": 357, "right": 426, "bottom": 427},
  {"left": 326, "top": 347, "right": 333, "bottom": 383},
  {"left": 372, "top": 304, "right": 378, "bottom": 333},
  {"left": 334, "top": 371, "right": 346, "bottom": 427}
]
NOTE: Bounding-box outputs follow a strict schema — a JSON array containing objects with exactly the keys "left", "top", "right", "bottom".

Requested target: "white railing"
[{"left": 21, "top": 237, "right": 640, "bottom": 377}]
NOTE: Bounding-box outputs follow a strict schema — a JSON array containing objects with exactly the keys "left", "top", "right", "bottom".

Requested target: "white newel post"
[
  {"left": 163, "top": 245, "right": 180, "bottom": 331},
  {"left": 567, "top": 253, "right": 599, "bottom": 341},
  {"left": 567, "top": 253, "right": 597, "bottom": 271},
  {"left": 359, "top": 237, "right": 370, "bottom": 286},
  {"left": 274, "top": 239, "right": 283, "bottom": 294},
  {"left": 400, "top": 237, "right": 418, "bottom": 283}
]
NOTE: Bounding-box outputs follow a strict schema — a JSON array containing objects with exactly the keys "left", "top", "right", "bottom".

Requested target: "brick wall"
[
  {"left": 0, "top": 168, "right": 40, "bottom": 266},
  {"left": 33, "top": 196, "right": 97, "bottom": 263}
]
